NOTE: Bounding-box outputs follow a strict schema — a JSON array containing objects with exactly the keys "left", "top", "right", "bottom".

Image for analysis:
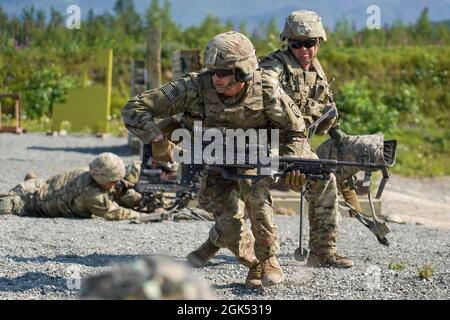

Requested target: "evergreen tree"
[
  {"left": 160, "top": 0, "right": 181, "bottom": 43},
  {"left": 390, "top": 20, "right": 409, "bottom": 46},
  {"left": 146, "top": 0, "right": 161, "bottom": 29},
  {"left": 414, "top": 7, "right": 433, "bottom": 42},
  {"left": 0, "top": 6, "right": 9, "bottom": 47},
  {"left": 435, "top": 23, "right": 450, "bottom": 44},
  {"left": 114, "top": 0, "right": 142, "bottom": 38},
  {"left": 21, "top": 6, "right": 36, "bottom": 46}
]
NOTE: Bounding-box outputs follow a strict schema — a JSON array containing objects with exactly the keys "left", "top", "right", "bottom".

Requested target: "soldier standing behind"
[
  {"left": 122, "top": 31, "right": 309, "bottom": 288},
  {"left": 259, "top": 10, "right": 355, "bottom": 268}
]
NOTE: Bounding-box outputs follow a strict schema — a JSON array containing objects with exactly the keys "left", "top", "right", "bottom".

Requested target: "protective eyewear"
[
  {"left": 211, "top": 68, "right": 234, "bottom": 77},
  {"left": 289, "top": 38, "right": 318, "bottom": 49}
]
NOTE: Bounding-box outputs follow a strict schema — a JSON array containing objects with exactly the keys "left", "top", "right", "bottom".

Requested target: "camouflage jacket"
[
  {"left": 30, "top": 168, "right": 142, "bottom": 220},
  {"left": 112, "top": 160, "right": 143, "bottom": 209},
  {"left": 122, "top": 69, "right": 309, "bottom": 157},
  {"left": 259, "top": 47, "right": 337, "bottom": 134}
]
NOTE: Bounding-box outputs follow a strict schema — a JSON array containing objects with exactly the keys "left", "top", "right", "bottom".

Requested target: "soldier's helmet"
[
  {"left": 89, "top": 152, "right": 126, "bottom": 185},
  {"left": 280, "top": 10, "right": 327, "bottom": 42},
  {"left": 204, "top": 31, "right": 258, "bottom": 81},
  {"left": 81, "top": 255, "right": 216, "bottom": 300}
]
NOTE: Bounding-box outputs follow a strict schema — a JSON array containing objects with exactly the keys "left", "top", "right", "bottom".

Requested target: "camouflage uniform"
[
  {"left": 0, "top": 153, "right": 142, "bottom": 221},
  {"left": 260, "top": 11, "right": 341, "bottom": 257},
  {"left": 81, "top": 255, "right": 215, "bottom": 300},
  {"left": 112, "top": 160, "right": 143, "bottom": 209},
  {"left": 122, "top": 32, "right": 307, "bottom": 280}
]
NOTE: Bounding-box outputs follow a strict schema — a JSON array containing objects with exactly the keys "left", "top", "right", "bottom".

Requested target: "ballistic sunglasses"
[
  {"left": 289, "top": 38, "right": 318, "bottom": 49},
  {"left": 211, "top": 68, "right": 234, "bottom": 77}
]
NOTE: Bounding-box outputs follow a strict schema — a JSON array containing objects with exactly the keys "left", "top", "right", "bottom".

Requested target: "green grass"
[
  {"left": 388, "top": 125, "right": 450, "bottom": 177},
  {"left": 2, "top": 117, "right": 52, "bottom": 133},
  {"left": 389, "top": 262, "right": 406, "bottom": 271}
]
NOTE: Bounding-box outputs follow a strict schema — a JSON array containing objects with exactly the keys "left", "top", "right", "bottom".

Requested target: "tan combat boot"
[
  {"left": 186, "top": 239, "right": 220, "bottom": 268},
  {"left": 245, "top": 262, "right": 262, "bottom": 289},
  {"left": 307, "top": 252, "right": 354, "bottom": 268},
  {"left": 260, "top": 256, "right": 285, "bottom": 286}
]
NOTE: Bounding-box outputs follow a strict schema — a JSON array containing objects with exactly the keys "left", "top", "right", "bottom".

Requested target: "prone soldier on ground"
[{"left": 0, "top": 153, "right": 145, "bottom": 220}]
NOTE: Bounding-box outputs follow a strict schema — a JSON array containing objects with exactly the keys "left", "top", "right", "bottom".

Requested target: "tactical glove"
[
  {"left": 284, "top": 170, "right": 306, "bottom": 191},
  {"left": 151, "top": 137, "right": 177, "bottom": 163}
]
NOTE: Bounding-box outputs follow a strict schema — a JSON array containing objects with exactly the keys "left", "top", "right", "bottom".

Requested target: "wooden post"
[
  {"left": 172, "top": 49, "right": 202, "bottom": 80},
  {"left": 0, "top": 93, "right": 23, "bottom": 134},
  {"left": 147, "top": 26, "right": 161, "bottom": 89}
]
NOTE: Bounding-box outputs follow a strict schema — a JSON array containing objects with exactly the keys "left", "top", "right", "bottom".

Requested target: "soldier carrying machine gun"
[{"left": 173, "top": 120, "right": 397, "bottom": 257}]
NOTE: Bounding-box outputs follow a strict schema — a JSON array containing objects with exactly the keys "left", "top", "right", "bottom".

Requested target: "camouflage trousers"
[
  {"left": 289, "top": 142, "right": 340, "bottom": 256},
  {"left": 305, "top": 173, "right": 339, "bottom": 255},
  {"left": 198, "top": 169, "right": 278, "bottom": 264},
  {"left": 0, "top": 179, "right": 43, "bottom": 216}
]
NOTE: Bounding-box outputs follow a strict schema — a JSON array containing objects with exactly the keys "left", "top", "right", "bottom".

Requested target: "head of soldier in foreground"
[
  {"left": 203, "top": 31, "right": 258, "bottom": 96},
  {"left": 89, "top": 152, "right": 126, "bottom": 190},
  {"left": 80, "top": 255, "right": 215, "bottom": 300},
  {"left": 280, "top": 10, "right": 327, "bottom": 67}
]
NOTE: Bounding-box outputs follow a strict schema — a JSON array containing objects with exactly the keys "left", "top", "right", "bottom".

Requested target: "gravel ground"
[{"left": 0, "top": 133, "right": 449, "bottom": 300}]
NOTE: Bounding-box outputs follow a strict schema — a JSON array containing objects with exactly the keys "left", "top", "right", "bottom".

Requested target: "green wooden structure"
[{"left": 51, "top": 49, "right": 113, "bottom": 134}]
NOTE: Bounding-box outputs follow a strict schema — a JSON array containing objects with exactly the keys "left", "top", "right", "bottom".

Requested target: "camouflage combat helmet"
[
  {"left": 203, "top": 31, "right": 258, "bottom": 76},
  {"left": 81, "top": 255, "right": 216, "bottom": 300},
  {"left": 280, "top": 10, "right": 327, "bottom": 42},
  {"left": 89, "top": 152, "right": 126, "bottom": 185}
]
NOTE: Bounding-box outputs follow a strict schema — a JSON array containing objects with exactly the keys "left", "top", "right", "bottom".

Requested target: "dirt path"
[{"left": 382, "top": 174, "right": 450, "bottom": 229}]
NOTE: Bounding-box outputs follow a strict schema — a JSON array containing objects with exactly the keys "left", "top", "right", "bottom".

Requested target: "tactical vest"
[
  {"left": 263, "top": 49, "right": 330, "bottom": 125},
  {"left": 197, "top": 70, "right": 267, "bottom": 129}
]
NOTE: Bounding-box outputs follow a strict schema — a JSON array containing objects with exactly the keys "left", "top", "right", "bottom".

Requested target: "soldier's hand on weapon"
[
  {"left": 113, "top": 179, "right": 135, "bottom": 195},
  {"left": 151, "top": 135, "right": 177, "bottom": 163},
  {"left": 284, "top": 170, "right": 307, "bottom": 191},
  {"left": 119, "top": 179, "right": 135, "bottom": 189}
]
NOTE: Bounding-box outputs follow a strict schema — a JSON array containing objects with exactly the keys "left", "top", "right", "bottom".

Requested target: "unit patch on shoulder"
[{"left": 161, "top": 81, "right": 185, "bottom": 102}]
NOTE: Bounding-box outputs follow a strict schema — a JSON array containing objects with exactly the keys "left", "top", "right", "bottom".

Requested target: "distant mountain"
[
  {"left": 2, "top": 0, "right": 450, "bottom": 30},
  {"left": 433, "top": 19, "right": 450, "bottom": 28}
]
